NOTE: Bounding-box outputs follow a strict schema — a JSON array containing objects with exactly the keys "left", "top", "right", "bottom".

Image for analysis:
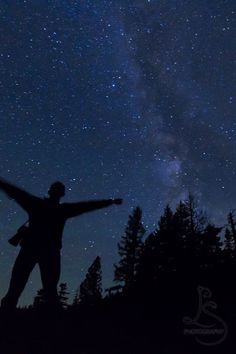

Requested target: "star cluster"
[{"left": 0, "top": 0, "right": 235, "bottom": 305}]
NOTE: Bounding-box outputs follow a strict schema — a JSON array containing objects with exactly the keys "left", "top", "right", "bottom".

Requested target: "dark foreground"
[{"left": 0, "top": 292, "right": 235, "bottom": 354}]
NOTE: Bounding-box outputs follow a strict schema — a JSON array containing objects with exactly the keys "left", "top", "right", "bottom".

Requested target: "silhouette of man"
[{"left": 0, "top": 178, "right": 122, "bottom": 309}]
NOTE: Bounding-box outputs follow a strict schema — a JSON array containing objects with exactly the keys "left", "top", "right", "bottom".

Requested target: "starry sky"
[{"left": 0, "top": 0, "right": 235, "bottom": 305}]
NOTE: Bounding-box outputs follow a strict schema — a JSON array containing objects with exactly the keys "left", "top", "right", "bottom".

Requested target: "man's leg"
[
  {"left": 1, "top": 247, "right": 36, "bottom": 309},
  {"left": 39, "top": 248, "right": 61, "bottom": 308}
]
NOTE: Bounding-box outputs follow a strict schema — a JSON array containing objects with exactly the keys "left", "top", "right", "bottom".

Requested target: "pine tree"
[
  {"left": 199, "top": 223, "right": 222, "bottom": 270},
  {"left": 114, "top": 207, "right": 145, "bottom": 290},
  {"left": 174, "top": 195, "right": 207, "bottom": 270},
  {"left": 58, "top": 283, "right": 69, "bottom": 309},
  {"left": 72, "top": 289, "right": 79, "bottom": 307},
  {"left": 137, "top": 203, "right": 187, "bottom": 288},
  {"left": 223, "top": 227, "right": 235, "bottom": 262},
  {"left": 156, "top": 205, "right": 178, "bottom": 272},
  {"left": 228, "top": 211, "right": 236, "bottom": 244},
  {"left": 79, "top": 256, "right": 102, "bottom": 305},
  {"left": 137, "top": 230, "right": 159, "bottom": 286},
  {"left": 33, "top": 288, "right": 45, "bottom": 309}
]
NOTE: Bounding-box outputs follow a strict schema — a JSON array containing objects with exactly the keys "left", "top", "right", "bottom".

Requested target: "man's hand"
[{"left": 112, "top": 198, "right": 123, "bottom": 205}]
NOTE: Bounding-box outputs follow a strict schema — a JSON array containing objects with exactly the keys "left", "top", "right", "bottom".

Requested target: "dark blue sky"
[{"left": 0, "top": 0, "right": 235, "bottom": 305}]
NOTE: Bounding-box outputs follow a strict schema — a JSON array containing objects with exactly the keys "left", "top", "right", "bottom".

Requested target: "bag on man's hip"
[{"left": 8, "top": 222, "right": 30, "bottom": 247}]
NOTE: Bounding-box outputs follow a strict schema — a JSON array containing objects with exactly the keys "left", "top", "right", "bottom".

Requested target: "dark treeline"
[
  {"left": 1, "top": 194, "right": 236, "bottom": 353},
  {"left": 113, "top": 194, "right": 235, "bottom": 303}
]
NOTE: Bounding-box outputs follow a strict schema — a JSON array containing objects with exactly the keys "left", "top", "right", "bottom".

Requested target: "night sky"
[{"left": 0, "top": 0, "right": 235, "bottom": 305}]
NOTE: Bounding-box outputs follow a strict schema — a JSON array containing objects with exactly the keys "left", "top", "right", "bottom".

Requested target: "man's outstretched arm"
[
  {"left": 63, "top": 198, "right": 122, "bottom": 218},
  {"left": 0, "top": 177, "right": 37, "bottom": 212}
]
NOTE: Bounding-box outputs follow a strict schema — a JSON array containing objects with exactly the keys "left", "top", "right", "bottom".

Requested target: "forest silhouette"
[{"left": 0, "top": 190, "right": 236, "bottom": 353}]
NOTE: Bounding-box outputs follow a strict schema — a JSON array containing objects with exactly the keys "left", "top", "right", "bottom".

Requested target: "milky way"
[{"left": 0, "top": 0, "right": 235, "bottom": 305}]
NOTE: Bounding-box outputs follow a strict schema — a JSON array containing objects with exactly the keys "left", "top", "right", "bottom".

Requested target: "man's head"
[{"left": 48, "top": 181, "right": 65, "bottom": 200}]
